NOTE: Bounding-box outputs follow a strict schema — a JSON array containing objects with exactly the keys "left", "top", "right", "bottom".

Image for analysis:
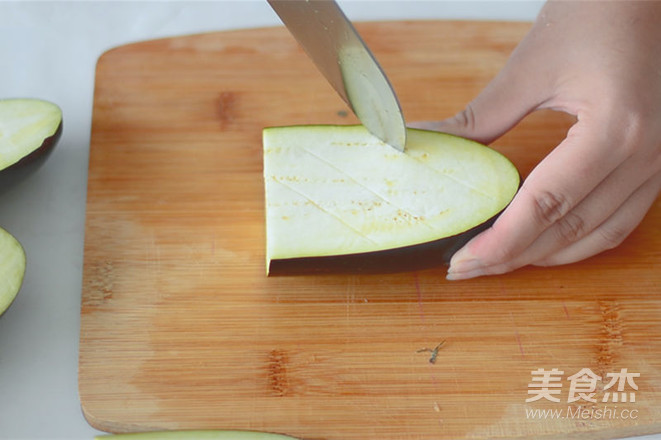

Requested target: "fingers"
[
  {"left": 446, "top": 116, "right": 651, "bottom": 280},
  {"left": 535, "top": 172, "right": 661, "bottom": 266},
  {"left": 455, "top": 130, "right": 659, "bottom": 275},
  {"left": 447, "top": 165, "right": 660, "bottom": 280},
  {"left": 412, "top": 41, "right": 552, "bottom": 145},
  {"left": 415, "top": 76, "right": 539, "bottom": 144}
]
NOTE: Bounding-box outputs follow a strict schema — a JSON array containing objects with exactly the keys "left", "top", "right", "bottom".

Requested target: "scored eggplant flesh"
[{"left": 263, "top": 125, "right": 519, "bottom": 275}]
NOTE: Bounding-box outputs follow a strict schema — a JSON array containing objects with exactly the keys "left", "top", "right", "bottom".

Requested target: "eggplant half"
[
  {"left": 263, "top": 125, "right": 519, "bottom": 275},
  {"left": 0, "top": 226, "right": 26, "bottom": 316},
  {"left": 0, "top": 98, "right": 62, "bottom": 191}
]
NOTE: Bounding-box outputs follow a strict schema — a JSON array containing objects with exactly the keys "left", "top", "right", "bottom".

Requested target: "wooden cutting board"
[{"left": 79, "top": 21, "right": 661, "bottom": 439}]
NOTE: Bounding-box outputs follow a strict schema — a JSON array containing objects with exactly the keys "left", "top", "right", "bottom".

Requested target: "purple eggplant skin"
[
  {"left": 0, "top": 120, "right": 62, "bottom": 193},
  {"left": 267, "top": 211, "right": 501, "bottom": 276}
]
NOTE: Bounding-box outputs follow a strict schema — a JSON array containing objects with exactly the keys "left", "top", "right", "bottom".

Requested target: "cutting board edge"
[{"left": 93, "top": 18, "right": 534, "bottom": 61}]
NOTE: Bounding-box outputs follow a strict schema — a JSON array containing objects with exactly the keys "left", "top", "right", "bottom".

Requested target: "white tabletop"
[{"left": 0, "top": 1, "right": 658, "bottom": 440}]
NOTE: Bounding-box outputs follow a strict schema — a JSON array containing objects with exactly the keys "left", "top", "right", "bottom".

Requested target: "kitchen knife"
[{"left": 268, "top": 0, "right": 407, "bottom": 151}]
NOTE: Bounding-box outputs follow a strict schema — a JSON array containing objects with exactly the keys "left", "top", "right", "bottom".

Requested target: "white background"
[{"left": 0, "top": 1, "right": 658, "bottom": 439}]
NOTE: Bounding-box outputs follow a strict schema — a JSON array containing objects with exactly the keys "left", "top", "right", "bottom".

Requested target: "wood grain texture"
[{"left": 80, "top": 21, "right": 661, "bottom": 439}]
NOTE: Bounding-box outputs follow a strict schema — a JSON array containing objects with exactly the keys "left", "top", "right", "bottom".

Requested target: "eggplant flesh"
[
  {"left": 0, "top": 98, "right": 63, "bottom": 191},
  {"left": 263, "top": 125, "right": 519, "bottom": 275},
  {"left": 0, "top": 227, "right": 26, "bottom": 316}
]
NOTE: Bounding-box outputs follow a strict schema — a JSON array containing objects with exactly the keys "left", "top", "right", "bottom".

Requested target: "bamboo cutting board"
[{"left": 80, "top": 21, "right": 661, "bottom": 439}]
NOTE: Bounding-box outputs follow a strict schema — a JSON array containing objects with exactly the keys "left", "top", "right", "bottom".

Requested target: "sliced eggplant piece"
[
  {"left": 0, "top": 226, "right": 26, "bottom": 316},
  {"left": 0, "top": 98, "right": 62, "bottom": 190},
  {"left": 263, "top": 125, "right": 519, "bottom": 275},
  {"left": 94, "top": 430, "right": 300, "bottom": 440}
]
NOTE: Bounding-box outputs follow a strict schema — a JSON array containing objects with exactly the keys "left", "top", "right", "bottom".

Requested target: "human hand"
[{"left": 416, "top": 0, "right": 661, "bottom": 280}]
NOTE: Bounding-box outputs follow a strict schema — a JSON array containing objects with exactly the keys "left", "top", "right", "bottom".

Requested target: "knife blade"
[{"left": 268, "top": 0, "right": 407, "bottom": 151}]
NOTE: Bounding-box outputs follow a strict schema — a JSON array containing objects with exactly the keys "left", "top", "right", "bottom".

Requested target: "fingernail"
[
  {"left": 446, "top": 269, "right": 484, "bottom": 281},
  {"left": 445, "top": 265, "right": 487, "bottom": 281},
  {"left": 448, "top": 245, "right": 481, "bottom": 271},
  {"left": 448, "top": 258, "right": 483, "bottom": 275}
]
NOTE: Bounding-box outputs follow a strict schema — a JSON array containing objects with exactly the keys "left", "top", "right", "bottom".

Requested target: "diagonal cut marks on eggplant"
[
  {"left": 271, "top": 176, "right": 381, "bottom": 246},
  {"left": 263, "top": 125, "right": 519, "bottom": 275},
  {"left": 284, "top": 144, "right": 438, "bottom": 235}
]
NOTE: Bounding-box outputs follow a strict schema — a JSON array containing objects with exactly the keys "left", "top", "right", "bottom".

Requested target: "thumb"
[{"left": 412, "top": 54, "right": 551, "bottom": 145}]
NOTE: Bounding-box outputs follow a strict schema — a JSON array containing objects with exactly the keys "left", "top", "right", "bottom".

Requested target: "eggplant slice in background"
[
  {"left": 0, "top": 226, "right": 26, "bottom": 316},
  {"left": 0, "top": 98, "right": 63, "bottom": 192},
  {"left": 0, "top": 98, "right": 61, "bottom": 314}
]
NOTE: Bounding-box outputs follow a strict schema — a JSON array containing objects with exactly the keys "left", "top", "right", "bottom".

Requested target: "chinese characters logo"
[{"left": 526, "top": 368, "right": 639, "bottom": 403}]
